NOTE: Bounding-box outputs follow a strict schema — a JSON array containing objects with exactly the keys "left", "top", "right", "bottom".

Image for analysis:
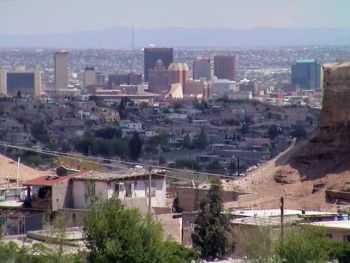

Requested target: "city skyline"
[{"left": 0, "top": 0, "right": 349, "bottom": 35}]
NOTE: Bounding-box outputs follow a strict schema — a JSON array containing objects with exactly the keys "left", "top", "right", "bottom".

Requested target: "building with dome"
[{"left": 168, "top": 63, "right": 190, "bottom": 93}]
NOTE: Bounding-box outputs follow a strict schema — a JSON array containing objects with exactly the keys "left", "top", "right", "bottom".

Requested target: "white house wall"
[{"left": 72, "top": 178, "right": 166, "bottom": 209}]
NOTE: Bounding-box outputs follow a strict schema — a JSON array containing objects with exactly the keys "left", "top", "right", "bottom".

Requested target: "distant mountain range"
[{"left": 1, "top": 27, "right": 350, "bottom": 48}]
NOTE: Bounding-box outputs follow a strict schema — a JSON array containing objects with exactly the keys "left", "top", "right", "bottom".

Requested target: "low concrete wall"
[
  {"left": 121, "top": 197, "right": 149, "bottom": 214},
  {"left": 176, "top": 188, "right": 239, "bottom": 212},
  {"left": 156, "top": 213, "right": 182, "bottom": 243},
  {"left": 56, "top": 208, "right": 88, "bottom": 227}
]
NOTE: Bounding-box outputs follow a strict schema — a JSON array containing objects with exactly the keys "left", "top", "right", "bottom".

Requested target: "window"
[
  {"left": 72, "top": 214, "right": 76, "bottom": 223},
  {"left": 115, "top": 183, "right": 120, "bottom": 195},
  {"left": 84, "top": 181, "right": 95, "bottom": 201},
  {"left": 145, "top": 181, "right": 157, "bottom": 197},
  {"left": 125, "top": 183, "right": 134, "bottom": 197}
]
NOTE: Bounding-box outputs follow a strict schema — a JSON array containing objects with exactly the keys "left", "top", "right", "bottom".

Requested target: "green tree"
[
  {"left": 83, "top": 198, "right": 198, "bottom": 263},
  {"left": 31, "top": 122, "right": 49, "bottom": 143},
  {"left": 145, "top": 134, "right": 169, "bottom": 153},
  {"left": 173, "top": 102, "right": 184, "bottom": 111},
  {"left": 275, "top": 226, "right": 331, "bottom": 263},
  {"left": 118, "top": 97, "right": 131, "bottom": 119},
  {"left": 89, "top": 95, "right": 103, "bottom": 107},
  {"left": 128, "top": 132, "right": 143, "bottom": 160},
  {"left": 192, "top": 178, "right": 233, "bottom": 259},
  {"left": 329, "top": 239, "right": 350, "bottom": 263},
  {"left": 267, "top": 125, "right": 280, "bottom": 140},
  {"left": 170, "top": 159, "right": 199, "bottom": 170},
  {"left": 240, "top": 123, "right": 249, "bottom": 134},
  {"left": 158, "top": 156, "right": 167, "bottom": 165},
  {"left": 0, "top": 240, "right": 84, "bottom": 263},
  {"left": 182, "top": 134, "right": 193, "bottom": 149},
  {"left": 95, "top": 127, "right": 122, "bottom": 139},
  {"left": 290, "top": 126, "right": 307, "bottom": 140},
  {"left": 192, "top": 129, "right": 207, "bottom": 150}
]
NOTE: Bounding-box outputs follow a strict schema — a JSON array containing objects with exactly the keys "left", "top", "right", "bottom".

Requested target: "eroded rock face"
[
  {"left": 320, "top": 63, "right": 350, "bottom": 128},
  {"left": 290, "top": 63, "right": 350, "bottom": 179}
]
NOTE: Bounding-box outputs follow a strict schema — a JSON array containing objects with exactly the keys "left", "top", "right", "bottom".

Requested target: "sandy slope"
[
  {"left": 228, "top": 140, "right": 350, "bottom": 212},
  {"left": 0, "top": 155, "right": 47, "bottom": 186}
]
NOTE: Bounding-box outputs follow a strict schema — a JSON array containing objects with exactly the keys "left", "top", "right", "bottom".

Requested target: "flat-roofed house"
[{"left": 71, "top": 168, "right": 166, "bottom": 213}]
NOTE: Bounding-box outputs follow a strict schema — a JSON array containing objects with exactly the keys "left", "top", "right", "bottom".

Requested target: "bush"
[
  {"left": 290, "top": 126, "right": 307, "bottom": 140},
  {"left": 170, "top": 159, "right": 200, "bottom": 170},
  {"left": 275, "top": 226, "right": 331, "bottom": 263},
  {"left": 95, "top": 127, "right": 122, "bottom": 140},
  {"left": 83, "top": 198, "right": 198, "bottom": 263}
]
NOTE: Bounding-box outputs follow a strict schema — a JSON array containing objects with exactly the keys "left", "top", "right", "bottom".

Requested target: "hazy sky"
[{"left": 1, "top": 0, "right": 350, "bottom": 34}]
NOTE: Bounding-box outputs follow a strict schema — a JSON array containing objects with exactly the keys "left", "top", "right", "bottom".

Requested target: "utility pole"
[
  {"left": 148, "top": 166, "right": 152, "bottom": 215},
  {"left": 237, "top": 157, "right": 240, "bottom": 177},
  {"left": 16, "top": 157, "right": 20, "bottom": 188},
  {"left": 280, "top": 196, "right": 284, "bottom": 240}
]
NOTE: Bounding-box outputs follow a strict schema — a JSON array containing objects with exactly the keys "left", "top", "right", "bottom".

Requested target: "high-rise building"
[
  {"left": 96, "top": 72, "right": 106, "bottom": 85},
  {"left": 55, "top": 50, "right": 69, "bottom": 90},
  {"left": 144, "top": 47, "right": 173, "bottom": 82},
  {"left": 84, "top": 67, "right": 96, "bottom": 88},
  {"left": 193, "top": 58, "right": 211, "bottom": 80},
  {"left": 184, "top": 79, "right": 210, "bottom": 99},
  {"left": 108, "top": 72, "right": 142, "bottom": 89},
  {"left": 291, "top": 59, "right": 322, "bottom": 90},
  {"left": 212, "top": 79, "right": 238, "bottom": 97},
  {"left": 148, "top": 60, "right": 169, "bottom": 93},
  {"left": 214, "top": 55, "right": 235, "bottom": 81},
  {"left": 239, "top": 79, "right": 255, "bottom": 95},
  {"left": 168, "top": 63, "right": 189, "bottom": 93},
  {"left": 0, "top": 70, "right": 41, "bottom": 97}
]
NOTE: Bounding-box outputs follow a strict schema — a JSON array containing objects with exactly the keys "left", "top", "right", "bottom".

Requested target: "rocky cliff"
[
  {"left": 290, "top": 63, "right": 350, "bottom": 179},
  {"left": 320, "top": 63, "right": 350, "bottom": 128},
  {"left": 231, "top": 63, "right": 350, "bottom": 209}
]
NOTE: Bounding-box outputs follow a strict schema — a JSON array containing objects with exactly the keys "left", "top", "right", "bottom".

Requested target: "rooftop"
[
  {"left": 72, "top": 168, "right": 166, "bottom": 182},
  {"left": 168, "top": 62, "right": 189, "bottom": 71},
  {"left": 23, "top": 170, "right": 88, "bottom": 187},
  {"left": 230, "top": 209, "right": 337, "bottom": 218},
  {"left": 296, "top": 59, "right": 317, "bottom": 63},
  {"left": 231, "top": 216, "right": 302, "bottom": 227},
  {"left": 309, "top": 220, "right": 350, "bottom": 230}
]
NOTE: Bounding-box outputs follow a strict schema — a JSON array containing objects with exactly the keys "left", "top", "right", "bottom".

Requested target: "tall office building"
[
  {"left": 0, "top": 70, "right": 41, "bottom": 97},
  {"left": 96, "top": 72, "right": 106, "bottom": 85},
  {"left": 144, "top": 47, "right": 173, "bottom": 82},
  {"left": 148, "top": 60, "right": 169, "bottom": 93},
  {"left": 214, "top": 55, "right": 235, "bottom": 81},
  {"left": 55, "top": 50, "right": 69, "bottom": 90},
  {"left": 84, "top": 67, "right": 96, "bottom": 88},
  {"left": 168, "top": 63, "right": 189, "bottom": 93},
  {"left": 193, "top": 58, "right": 211, "bottom": 80},
  {"left": 108, "top": 72, "right": 142, "bottom": 89},
  {"left": 291, "top": 59, "right": 322, "bottom": 90}
]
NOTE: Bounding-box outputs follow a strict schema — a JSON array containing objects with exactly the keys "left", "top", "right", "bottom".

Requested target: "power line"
[
  {"left": 10, "top": 142, "right": 350, "bottom": 196},
  {"left": 0, "top": 142, "right": 235, "bottom": 179},
  {"left": 285, "top": 196, "right": 344, "bottom": 208},
  {"left": 0, "top": 142, "right": 227, "bottom": 187}
]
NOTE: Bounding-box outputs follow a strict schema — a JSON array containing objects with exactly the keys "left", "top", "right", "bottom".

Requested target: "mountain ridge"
[{"left": 1, "top": 27, "right": 350, "bottom": 48}]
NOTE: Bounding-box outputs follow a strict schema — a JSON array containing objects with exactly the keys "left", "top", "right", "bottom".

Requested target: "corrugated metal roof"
[{"left": 23, "top": 170, "right": 88, "bottom": 186}]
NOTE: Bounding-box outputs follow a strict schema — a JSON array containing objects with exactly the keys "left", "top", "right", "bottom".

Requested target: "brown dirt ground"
[{"left": 226, "top": 140, "right": 350, "bottom": 212}]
